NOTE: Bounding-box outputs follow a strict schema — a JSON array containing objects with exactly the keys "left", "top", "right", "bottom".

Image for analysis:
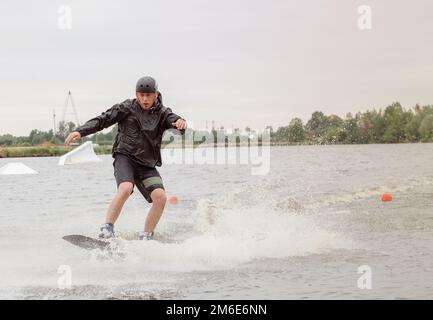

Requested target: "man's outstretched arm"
[
  {"left": 164, "top": 108, "right": 187, "bottom": 133},
  {"left": 64, "top": 101, "right": 131, "bottom": 145}
]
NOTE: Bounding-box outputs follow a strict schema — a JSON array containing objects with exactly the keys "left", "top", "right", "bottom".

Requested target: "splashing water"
[{"left": 97, "top": 181, "right": 350, "bottom": 272}]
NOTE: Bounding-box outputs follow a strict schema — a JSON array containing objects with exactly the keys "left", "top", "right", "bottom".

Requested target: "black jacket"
[{"left": 75, "top": 93, "right": 184, "bottom": 167}]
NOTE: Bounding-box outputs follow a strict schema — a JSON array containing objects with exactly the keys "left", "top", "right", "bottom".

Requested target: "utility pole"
[
  {"left": 53, "top": 110, "right": 56, "bottom": 134},
  {"left": 62, "top": 91, "right": 80, "bottom": 126}
]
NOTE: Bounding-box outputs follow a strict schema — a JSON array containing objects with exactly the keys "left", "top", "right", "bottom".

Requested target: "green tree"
[
  {"left": 322, "top": 115, "right": 344, "bottom": 144},
  {"left": 274, "top": 126, "right": 289, "bottom": 143},
  {"left": 29, "top": 129, "right": 46, "bottom": 145},
  {"left": 382, "top": 103, "right": 406, "bottom": 143},
  {"left": 287, "top": 118, "right": 306, "bottom": 143},
  {"left": 0, "top": 134, "right": 16, "bottom": 146},
  {"left": 405, "top": 114, "right": 422, "bottom": 142},
  {"left": 369, "top": 110, "right": 386, "bottom": 143},
  {"left": 305, "top": 111, "right": 330, "bottom": 143},
  {"left": 419, "top": 114, "right": 433, "bottom": 142},
  {"left": 342, "top": 114, "right": 361, "bottom": 144}
]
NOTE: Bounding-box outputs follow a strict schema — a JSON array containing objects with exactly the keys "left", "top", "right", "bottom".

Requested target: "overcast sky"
[{"left": 1, "top": 0, "right": 433, "bottom": 136}]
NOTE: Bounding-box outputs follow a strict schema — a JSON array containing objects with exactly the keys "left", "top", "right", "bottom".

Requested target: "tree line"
[
  {"left": 1, "top": 102, "right": 433, "bottom": 147},
  {"left": 271, "top": 102, "right": 433, "bottom": 144},
  {"left": 0, "top": 121, "right": 118, "bottom": 147}
]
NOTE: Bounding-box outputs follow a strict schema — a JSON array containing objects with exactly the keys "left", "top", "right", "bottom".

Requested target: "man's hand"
[
  {"left": 64, "top": 131, "right": 81, "bottom": 145},
  {"left": 172, "top": 118, "right": 187, "bottom": 130}
]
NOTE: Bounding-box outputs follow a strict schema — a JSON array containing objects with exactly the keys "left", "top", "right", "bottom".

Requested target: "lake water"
[{"left": 1, "top": 144, "right": 433, "bottom": 299}]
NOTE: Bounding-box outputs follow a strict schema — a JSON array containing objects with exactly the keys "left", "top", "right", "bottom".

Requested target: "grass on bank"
[{"left": 0, "top": 144, "right": 113, "bottom": 158}]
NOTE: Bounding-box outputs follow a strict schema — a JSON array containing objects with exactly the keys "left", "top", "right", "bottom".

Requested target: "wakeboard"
[{"left": 63, "top": 234, "right": 111, "bottom": 250}]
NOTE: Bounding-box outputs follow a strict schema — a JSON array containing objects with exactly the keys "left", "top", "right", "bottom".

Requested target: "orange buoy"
[
  {"left": 381, "top": 193, "right": 393, "bottom": 202},
  {"left": 169, "top": 195, "right": 179, "bottom": 205}
]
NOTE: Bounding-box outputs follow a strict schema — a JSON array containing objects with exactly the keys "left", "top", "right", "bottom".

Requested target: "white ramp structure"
[
  {"left": 0, "top": 162, "right": 38, "bottom": 175},
  {"left": 58, "top": 141, "right": 103, "bottom": 166}
]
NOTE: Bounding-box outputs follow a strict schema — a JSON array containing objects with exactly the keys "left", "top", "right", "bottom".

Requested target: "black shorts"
[{"left": 113, "top": 153, "right": 164, "bottom": 203}]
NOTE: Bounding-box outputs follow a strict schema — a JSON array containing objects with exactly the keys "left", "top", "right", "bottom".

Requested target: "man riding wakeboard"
[{"left": 64, "top": 76, "right": 187, "bottom": 240}]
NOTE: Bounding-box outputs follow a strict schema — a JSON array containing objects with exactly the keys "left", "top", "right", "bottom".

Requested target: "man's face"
[{"left": 136, "top": 92, "right": 158, "bottom": 110}]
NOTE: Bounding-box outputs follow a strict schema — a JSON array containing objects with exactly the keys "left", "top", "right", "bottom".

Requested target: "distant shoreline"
[
  {"left": 0, "top": 145, "right": 113, "bottom": 158},
  {"left": 0, "top": 141, "right": 429, "bottom": 159}
]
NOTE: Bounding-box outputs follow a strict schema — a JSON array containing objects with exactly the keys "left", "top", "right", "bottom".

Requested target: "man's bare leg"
[
  {"left": 105, "top": 182, "right": 134, "bottom": 224},
  {"left": 144, "top": 188, "right": 167, "bottom": 232}
]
